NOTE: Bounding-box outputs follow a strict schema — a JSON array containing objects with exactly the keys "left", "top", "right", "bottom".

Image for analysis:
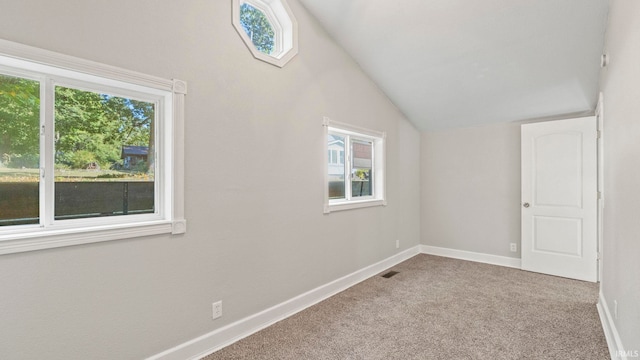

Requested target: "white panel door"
[{"left": 521, "top": 117, "right": 597, "bottom": 282}]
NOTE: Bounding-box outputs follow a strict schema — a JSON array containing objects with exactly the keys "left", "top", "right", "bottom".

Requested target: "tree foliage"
[
  {"left": 0, "top": 74, "right": 40, "bottom": 166},
  {"left": 0, "top": 74, "right": 154, "bottom": 171},
  {"left": 240, "top": 3, "right": 275, "bottom": 55}
]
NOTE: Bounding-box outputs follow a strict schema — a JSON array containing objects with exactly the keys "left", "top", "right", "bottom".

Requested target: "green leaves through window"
[
  {"left": 239, "top": 3, "right": 275, "bottom": 55},
  {"left": 0, "top": 74, "right": 40, "bottom": 226}
]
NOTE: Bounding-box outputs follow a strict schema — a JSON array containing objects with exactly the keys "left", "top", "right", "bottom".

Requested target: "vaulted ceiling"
[{"left": 299, "top": 0, "right": 609, "bottom": 131}]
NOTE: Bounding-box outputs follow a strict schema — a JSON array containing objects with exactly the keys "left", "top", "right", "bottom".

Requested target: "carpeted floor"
[{"left": 203, "top": 254, "right": 609, "bottom": 360}]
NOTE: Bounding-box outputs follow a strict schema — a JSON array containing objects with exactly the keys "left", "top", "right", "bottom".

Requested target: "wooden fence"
[{"left": 328, "top": 180, "right": 371, "bottom": 199}]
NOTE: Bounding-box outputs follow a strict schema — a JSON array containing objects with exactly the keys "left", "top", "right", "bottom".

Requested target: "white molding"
[
  {"left": 0, "top": 38, "right": 173, "bottom": 91},
  {"left": 173, "top": 79, "right": 188, "bottom": 95},
  {"left": 325, "top": 118, "right": 385, "bottom": 139},
  {"left": 325, "top": 199, "right": 386, "bottom": 213},
  {"left": 597, "top": 292, "right": 628, "bottom": 359},
  {"left": 171, "top": 220, "right": 187, "bottom": 235},
  {"left": 147, "top": 246, "right": 421, "bottom": 360},
  {"left": 0, "top": 222, "right": 173, "bottom": 255},
  {"left": 420, "top": 245, "right": 522, "bottom": 269}
]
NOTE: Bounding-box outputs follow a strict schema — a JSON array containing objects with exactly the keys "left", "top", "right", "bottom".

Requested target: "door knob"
[{"left": 523, "top": 202, "right": 530, "bottom": 208}]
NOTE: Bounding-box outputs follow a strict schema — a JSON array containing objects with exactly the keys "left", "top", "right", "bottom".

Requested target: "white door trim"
[{"left": 596, "top": 93, "right": 604, "bottom": 283}]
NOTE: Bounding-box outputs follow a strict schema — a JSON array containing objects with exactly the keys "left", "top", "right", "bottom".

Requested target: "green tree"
[
  {"left": 240, "top": 3, "right": 275, "bottom": 55},
  {"left": 54, "top": 86, "right": 119, "bottom": 168},
  {"left": 101, "top": 95, "right": 154, "bottom": 172},
  {"left": 0, "top": 76, "right": 154, "bottom": 172},
  {"left": 0, "top": 74, "right": 40, "bottom": 166},
  {"left": 54, "top": 86, "right": 153, "bottom": 170}
]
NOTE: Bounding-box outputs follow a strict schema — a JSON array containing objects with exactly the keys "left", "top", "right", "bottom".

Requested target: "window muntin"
[
  {"left": 324, "top": 119, "right": 386, "bottom": 213},
  {"left": 0, "top": 39, "right": 186, "bottom": 254}
]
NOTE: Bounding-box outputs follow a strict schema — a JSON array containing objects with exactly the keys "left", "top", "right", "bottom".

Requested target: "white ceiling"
[{"left": 298, "top": 0, "right": 609, "bottom": 131}]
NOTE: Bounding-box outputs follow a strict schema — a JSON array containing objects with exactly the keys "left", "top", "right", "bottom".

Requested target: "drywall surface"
[
  {"left": 0, "top": 1, "right": 420, "bottom": 359},
  {"left": 599, "top": 0, "right": 640, "bottom": 353},
  {"left": 421, "top": 122, "right": 521, "bottom": 258}
]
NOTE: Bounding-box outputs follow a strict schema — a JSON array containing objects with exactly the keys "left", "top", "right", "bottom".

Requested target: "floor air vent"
[{"left": 381, "top": 271, "right": 399, "bottom": 278}]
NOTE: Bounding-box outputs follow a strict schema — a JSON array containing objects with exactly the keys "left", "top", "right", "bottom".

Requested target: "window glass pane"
[
  {"left": 0, "top": 74, "right": 40, "bottom": 226},
  {"left": 328, "top": 134, "right": 345, "bottom": 200},
  {"left": 240, "top": 3, "right": 276, "bottom": 55},
  {"left": 351, "top": 139, "right": 373, "bottom": 197},
  {"left": 53, "top": 86, "right": 155, "bottom": 220}
]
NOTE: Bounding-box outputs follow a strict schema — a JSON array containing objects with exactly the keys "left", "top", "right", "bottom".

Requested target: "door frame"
[{"left": 596, "top": 93, "right": 604, "bottom": 283}]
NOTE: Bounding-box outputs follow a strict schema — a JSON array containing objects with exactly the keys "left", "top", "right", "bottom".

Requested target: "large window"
[
  {"left": 324, "top": 118, "right": 386, "bottom": 213},
  {"left": 0, "top": 39, "right": 186, "bottom": 254}
]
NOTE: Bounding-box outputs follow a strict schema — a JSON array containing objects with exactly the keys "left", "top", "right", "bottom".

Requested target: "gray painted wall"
[
  {"left": 421, "top": 123, "right": 521, "bottom": 258},
  {"left": 600, "top": 0, "right": 640, "bottom": 352},
  {"left": 0, "top": 1, "right": 421, "bottom": 359}
]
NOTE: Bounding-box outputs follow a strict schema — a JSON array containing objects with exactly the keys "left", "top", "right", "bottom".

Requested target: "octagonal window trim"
[{"left": 232, "top": 0, "right": 298, "bottom": 68}]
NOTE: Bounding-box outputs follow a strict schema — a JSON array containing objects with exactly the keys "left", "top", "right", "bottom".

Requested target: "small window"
[
  {"left": 324, "top": 118, "right": 386, "bottom": 213},
  {"left": 232, "top": 0, "right": 299, "bottom": 67},
  {"left": 239, "top": 3, "right": 275, "bottom": 55},
  {"left": 0, "top": 40, "right": 186, "bottom": 255}
]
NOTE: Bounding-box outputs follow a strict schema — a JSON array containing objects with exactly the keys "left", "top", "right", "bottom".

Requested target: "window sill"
[
  {"left": 324, "top": 199, "right": 386, "bottom": 214},
  {"left": 0, "top": 219, "right": 186, "bottom": 255}
]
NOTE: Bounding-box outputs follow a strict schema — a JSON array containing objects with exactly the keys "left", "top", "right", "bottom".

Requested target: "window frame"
[
  {"left": 0, "top": 39, "right": 186, "bottom": 255},
  {"left": 232, "top": 0, "right": 299, "bottom": 68},
  {"left": 323, "top": 117, "right": 386, "bottom": 213}
]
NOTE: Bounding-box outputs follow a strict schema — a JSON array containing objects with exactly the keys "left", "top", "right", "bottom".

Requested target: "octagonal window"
[
  {"left": 240, "top": 3, "right": 275, "bottom": 55},
  {"left": 232, "top": 0, "right": 298, "bottom": 67}
]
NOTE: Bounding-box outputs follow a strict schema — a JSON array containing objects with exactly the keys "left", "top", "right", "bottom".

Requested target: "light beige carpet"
[{"left": 203, "top": 254, "right": 609, "bottom": 360}]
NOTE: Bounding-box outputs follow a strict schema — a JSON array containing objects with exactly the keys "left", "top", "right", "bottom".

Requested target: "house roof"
[{"left": 121, "top": 145, "right": 148, "bottom": 157}]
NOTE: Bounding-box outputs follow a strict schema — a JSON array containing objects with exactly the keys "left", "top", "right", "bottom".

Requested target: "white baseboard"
[
  {"left": 597, "top": 292, "right": 627, "bottom": 360},
  {"left": 148, "top": 246, "right": 421, "bottom": 360},
  {"left": 420, "top": 245, "right": 522, "bottom": 269}
]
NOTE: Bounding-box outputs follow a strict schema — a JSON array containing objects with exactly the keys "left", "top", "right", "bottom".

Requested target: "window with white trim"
[
  {"left": 0, "top": 39, "right": 186, "bottom": 255},
  {"left": 232, "top": 0, "right": 299, "bottom": 68},
  {"left": 324, "top": 118, "right": 386, "bottom": 213}
]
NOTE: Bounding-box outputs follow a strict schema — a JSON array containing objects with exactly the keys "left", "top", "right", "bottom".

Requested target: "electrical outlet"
[
  {"left": 510, "top": 243, "right": 517, "bottom": 252},
  {"left": 395, "top": 239, "right": 400, "bottom": 249},
  {"left": 212, "top": 301, "right": 222, "bottom": 320},
  {"left": 614, "top": 300, "right": 618, "bottom": 320}
]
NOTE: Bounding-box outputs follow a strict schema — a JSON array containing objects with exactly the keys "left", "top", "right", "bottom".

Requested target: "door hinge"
[
  {"left": 597, "top": 130, "right": 602, "bottom": 139},
  {"left": 597, "top": 252, "right": 601, "bottom": 260},
  {"left": 598, "top": 191, "right": 602, "bottom": 200}
]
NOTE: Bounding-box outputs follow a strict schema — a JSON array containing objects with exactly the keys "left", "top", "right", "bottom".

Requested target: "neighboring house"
[
  {"left": 120, "top": 145, "right": 148, "bottom": 169},
  {"left": 327, "top": 135, "right": 345, "bottom": 180}
]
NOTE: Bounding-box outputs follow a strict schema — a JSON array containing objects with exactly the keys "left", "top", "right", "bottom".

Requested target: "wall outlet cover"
[{"left": 212, "top": 301, "right": 222, "bottom": 320}]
